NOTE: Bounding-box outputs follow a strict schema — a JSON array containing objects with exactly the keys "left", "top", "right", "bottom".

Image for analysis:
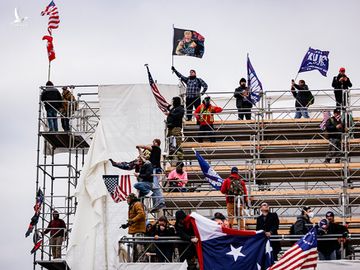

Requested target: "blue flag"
[
  {"left": 247, "top": 55, "right": 263, "bottom": 105},
  {"left": 298, "top": 47, "right": 329, "bottom": 77},
  {"left": 194, "top": 150, "right": 223, "bottom": 190},
  {"left": 190, "top": 212, "right": 274, "bottom": 270}
]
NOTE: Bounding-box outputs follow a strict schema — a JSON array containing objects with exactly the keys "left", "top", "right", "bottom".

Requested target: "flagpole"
[
  {"left": 47, "top": 61, "right": 51, "bottom": 81},
  {"left": 171, "top": 24, "right": 175, "bottom": 67}
]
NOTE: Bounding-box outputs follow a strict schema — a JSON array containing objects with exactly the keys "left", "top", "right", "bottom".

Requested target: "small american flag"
[
  {"left": 41, "top": 1, "right": 60, "bottom": 35},
  {"left": 103, "top": 175, "right": 132, "bottom": 203},
  {"left": 269, "top": 227, "right": 318, "bottom": 270},
  {"left": 145, "top": 65, "right": 170, "bottom": 114}
]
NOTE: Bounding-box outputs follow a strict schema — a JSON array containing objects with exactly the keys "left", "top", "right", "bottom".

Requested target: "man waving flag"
[{"left": 190, "top": 212, "right": 273, "bottom": 270}]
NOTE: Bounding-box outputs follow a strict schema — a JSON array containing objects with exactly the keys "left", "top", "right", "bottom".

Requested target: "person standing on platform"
[
  {"left": 42, "top": 210, "right": 67, "bottom": 259},
  {"left": 120, "top": 193, "right": 146, "bottom": 262},
  {"left": 41, "top": 81, "right": 63, "bottom": 132},
  {"left": 171, "top": 66, "right": 208, "bottom": 121},
  {"left": 60, "top": 86, "right": 78, "bottom": 132},
  {"left": 291, "top": 79, "right": 313, "bottom": 119},
  {"left": 137, "top": 139, "right": 165, "bottom": 212},
  {"left": 324, "top": 109, "right": 344, "bottom": 164},
  {"left": 153, "top": 216, "right": 176, "bottom": 262},
  {"left": 194, "top": 96, "right": 223, "bottom": 143},
  {"left": 332, "top": 67, "right": 352, "bottom": 109},
  {"left": 256, "top": 202, "right": 281, "bottom": 260},
  {"left": 292, "top": 206, "right": 314, "bottom": 235},
  {"left": 165, "top": 96, "right": 185, "bottom": 160},
  {"left": 220, "top": 167, "right": 248, "bottom": 229},
  {"left": 234, "top": 78, "right": 253, "bottom": 120}
]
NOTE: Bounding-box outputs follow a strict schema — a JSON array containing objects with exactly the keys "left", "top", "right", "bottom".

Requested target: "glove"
[
  {"left": 171, "top": 66, "right": 176, "bottom": 72},
  {"left": 120, "top": 223, "right": 129, "bottom": 229}
]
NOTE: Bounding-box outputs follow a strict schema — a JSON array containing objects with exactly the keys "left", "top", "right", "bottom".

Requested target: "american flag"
[
  {"left": 247, "top": 54, "right": 263, "bottom": 105},
  {"left": 145, "top": 65, "right": 170, "bottom": 114},
  {"left": 41, "top": 1, "right": 60, "bottom": 35},
  {"left": 103, "top": 175, "right": 132, "bottom": 203},
  {"left": 269, "top": 227, "right": 318, "bottom": 270}
]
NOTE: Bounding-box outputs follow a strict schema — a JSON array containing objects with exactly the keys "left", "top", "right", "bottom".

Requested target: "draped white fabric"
[{"left": 66, "top": 84, "right": 180, "bottom": 270}]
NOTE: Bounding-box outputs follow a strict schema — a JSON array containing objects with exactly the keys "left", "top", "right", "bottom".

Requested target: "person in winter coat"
[
  {"left": 292, "top": 206, "right": 314, "bottom": 235},
  {"left": 194, "top": 96, "right": 223, "bottom": 142},
  {"left": 40, "top": 81, "right": 63, "bottom": 131},
  {"left": 291, "top": 79, "right": 313, "bottom": 119},
  {"left": 171, "top": 66, "right": 208, "bottom": 121},
  {"left": 332, "top": 67, "right": 352, "bottom": 109},
  {"left": 324, "top": 109, "right": 344, "bottom": 163},
  {"left": 234, "top": 78, "right": 253, "bottom": 120},
  {"left": 153, "top": 216, "right": 176, "bottom": 262},
  {"left": 60, "top": 86, "right": 78, "bottom": 131},
  {"left": 220, "top": 167, "right": 248, "bottom": 229}
]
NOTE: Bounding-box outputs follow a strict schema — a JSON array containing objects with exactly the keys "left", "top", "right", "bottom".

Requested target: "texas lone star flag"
[{"left": 190, "top": 212, "right": 273, "bottom": 270}]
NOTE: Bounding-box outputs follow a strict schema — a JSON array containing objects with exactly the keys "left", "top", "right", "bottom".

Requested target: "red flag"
[{"left": 42, "top": 35, "right": 56, "bottom": 62}]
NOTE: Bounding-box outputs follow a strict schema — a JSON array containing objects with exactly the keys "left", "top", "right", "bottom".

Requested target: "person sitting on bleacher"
[
  {"left": 291, "top": 206, "right": 314, "bottom": 235},
  {"left": 220, "top": 167, "right": 248, "bottom": 229},
  {"left": 324, "top": 109, "right": 344, "bottom": 164},
  {"left": 167, "top": 162, "right": 188, "bottom": 192},
  {"left": 194, "top": 96, "right": 223, "bottom": 143}
]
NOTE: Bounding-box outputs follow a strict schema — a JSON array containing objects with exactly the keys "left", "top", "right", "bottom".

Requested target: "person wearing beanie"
[
  {"left": 324, "top": 109, "right": 344, "bottom": 164},
  {"left": 234, "top": 78, "right": 253, "bottom": 120},
  {"left": 165, "top": 96, "right": 185, "bottom": 160},
  {"left": 174, "top": 210, "right": 198, "bottom": 269},
  {"left": 194, "top": 96, "right": 223, "bottom": 143},
  {"left": 292, "top": 206, "right": 313, "bottom": 235},
  {"left": 332, "top": 67, "right": 352, "bottom": 109},
  {"left": 220, "top": 167, "right": 248, "bottom": 229},
  {"left": 171, "top": 66, "right": 208, "bottom": 121},
  {"left": 40, "top": 81, "right": 63, "bottom": 132}
]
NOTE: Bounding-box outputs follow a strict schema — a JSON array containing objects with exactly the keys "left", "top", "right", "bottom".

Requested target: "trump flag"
[
  {"left": 298, "top": 47, "right": 329, "bottom": 77},
  {"left": 190, "top": 212, "right": 273, "bottom": 270}
]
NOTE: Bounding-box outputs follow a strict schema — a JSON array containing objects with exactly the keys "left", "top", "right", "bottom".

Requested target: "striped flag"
[
  {"left": 41, "top": 1, "right": 60, "bottom": 35},
  {"left": 194, "top": 150, "right": 223, "bottom": 190},
  {"left": 247, "top": 55, "right": 263, "bottom": 105},
  {"left": 269, "top": 227, "right": 318, "bottom": 270},
  {"left": 103, "top": 175, "right": 132, "bottom": 203},
  {"left": 145, "top": 65, "right": 170, "bottom": 114}
]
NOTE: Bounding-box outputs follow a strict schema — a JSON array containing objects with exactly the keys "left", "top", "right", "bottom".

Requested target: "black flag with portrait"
[{"left": 172, "top": 28, "right": 205, "bottom": 58}]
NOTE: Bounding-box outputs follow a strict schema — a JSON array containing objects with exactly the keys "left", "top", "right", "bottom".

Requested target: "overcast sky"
[{"left": 0, "top": 0, "right": 359, "bottom": 269}]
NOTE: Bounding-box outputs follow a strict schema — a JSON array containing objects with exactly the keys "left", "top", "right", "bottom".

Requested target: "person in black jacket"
[
  {"left": 256, "top": 202, "right": 281, "bottom": 260},
  {"left": 165, "top": 97, "right": 185, "bottom": 159},
  {"left": 293, "top": 206, "right": 314, "bottom": 235},
  {"left": 134, "top": 158, "right": 153, "bottom": 197},
  {"left": 234, "top": 78, "right": 253, "bottom": 120},
  {"left": 332, "top": 67, "right": 352, "bottom": 109},
  {"left": 175, "top": 210, "right": 198, "bottom": 270},
  {"left": 40, "top": 81, "right": 63, "bottom": 131},
  {"left": 153, "top": 216, "right": 176, "bottom": 262},
  {"left": 291, "top": 79, "right": 313, "bottom": 119},
  {"left": 324, "top": 109, "right": 344, "bottom": 163}
]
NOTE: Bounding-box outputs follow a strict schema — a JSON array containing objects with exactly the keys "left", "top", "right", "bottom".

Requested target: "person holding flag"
[
  {"left": 290, "top": 79, "right": 314, "bottom": 119},
  {"left": 171, "top": 66, "right": 208, "bottom": 121},
  {"left": 234, "top": 78, "right": 253, "bottom": 120}
]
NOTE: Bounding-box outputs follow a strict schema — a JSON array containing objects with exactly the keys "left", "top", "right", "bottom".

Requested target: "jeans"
[
  {"left": 134, "top": 182, "right": 152, "bottom": 197},
  {"left": 186, "top": 96, "right": 201, "bottom": 121},
  {"left": 294, "top": 107, "right": 310, "bottom": 119},
  {"left": 46, "top": 108, "right": 58, "bottom": 131},
  {"left": 152, "top": 168, "right": 165, "bottom": 208},
  {"left": 318, "top": 250, "right": 336, "bottom": 260}
]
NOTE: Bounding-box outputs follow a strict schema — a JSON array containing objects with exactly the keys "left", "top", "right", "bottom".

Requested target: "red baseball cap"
[{"left": 339, "top": 67, "right": 346, "bottom": 72}]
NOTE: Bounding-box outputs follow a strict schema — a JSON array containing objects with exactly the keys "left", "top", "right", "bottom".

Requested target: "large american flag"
[
  {"left": 269, "top": 227, "right": 318, "bottom": 270},
  {"left": 103, "top": 175, "right": 132, "bottom": 203},
  {"left": 41, "top": 1, "right": 60, "bottom": 35},
  {"left": 145, "top": 65, "right": 170, "bottom": 114}
]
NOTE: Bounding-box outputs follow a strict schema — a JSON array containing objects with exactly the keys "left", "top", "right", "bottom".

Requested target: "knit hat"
[
  {"left": 326, "top": 211, "right": 335, "bottom": 217},
  {"left": 319, "top": 219, "right": 329, "bottom": 229},
  {"left": 240, "top": 78, "right": 246, "bottom": 83},
  {"left": 231, "top": 167, "right": 239, "bottom": 174}
]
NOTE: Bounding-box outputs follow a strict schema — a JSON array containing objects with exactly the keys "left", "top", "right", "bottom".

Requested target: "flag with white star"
[{"left": 190, "top": 212, "right": 273, "bottom": 270}]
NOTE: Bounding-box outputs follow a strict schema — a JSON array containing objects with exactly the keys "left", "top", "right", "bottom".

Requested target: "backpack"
[{"left": 227, "top": 176, "right": 244, "bottom": 196}]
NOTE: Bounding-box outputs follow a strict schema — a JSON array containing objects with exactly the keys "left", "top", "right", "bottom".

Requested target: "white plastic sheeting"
[
  {"left": 318, "top": 260, "right": 360, "bottom": 269},
  {"left": 117, "top": 262, "right": 188, "bottom": 270},
  {"left": 66, "top": 84, "right": 180, "bottom": 270}
]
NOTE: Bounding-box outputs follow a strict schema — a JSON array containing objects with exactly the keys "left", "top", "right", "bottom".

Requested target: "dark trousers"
[
  {"left": 61, "top": 117, "right": 70, "bottom": 131},
  {"left": 186, "top": 96, "right": 201, "bottom": 121},
  {"left": 198, "top": 124, "right": 215, "bottom": 142},
  {"left": 237, "top": 105, "right": 252, "bottom": 120},
  {"left": 334, "top": 90, "right": 348, "bottom": 109},
  {"left": 326, "top": 138, "right": 342, "bottom": 162}
]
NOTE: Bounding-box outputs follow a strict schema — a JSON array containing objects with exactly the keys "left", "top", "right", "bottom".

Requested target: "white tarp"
[
  {"left": 66, "top": 84, "right": 180, "bottom": 270},
  {"left": 117, "top": 262, "right": 188, "bottom": 270},
  {"left": 317, "top": 260, "right": 360, "bottom": 269}
]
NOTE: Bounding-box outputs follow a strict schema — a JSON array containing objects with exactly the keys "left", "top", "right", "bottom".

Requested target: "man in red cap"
[{"left": 332, "top": 67, "right": 352, "bottom": 109}]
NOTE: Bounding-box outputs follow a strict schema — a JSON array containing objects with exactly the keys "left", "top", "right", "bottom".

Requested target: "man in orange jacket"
[
  {"left": 220, "top": 167, "right": 248, "bottom": 229},
  {"left": 194, "top": 96, "right": 223, "bottom": 142}
]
